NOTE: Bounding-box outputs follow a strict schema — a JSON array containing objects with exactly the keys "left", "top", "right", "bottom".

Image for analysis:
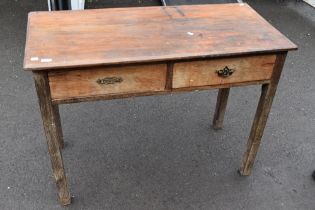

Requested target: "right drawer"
[{"left": 172, "top": 55, "right": 276, "bottom": 89}]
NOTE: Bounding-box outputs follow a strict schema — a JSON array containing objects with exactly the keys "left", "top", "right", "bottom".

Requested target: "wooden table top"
[{"left": 24, "top": 3, "right": 297, "bottom": 71}]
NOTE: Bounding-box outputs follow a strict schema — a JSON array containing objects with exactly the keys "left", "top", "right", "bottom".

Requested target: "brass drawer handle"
[
  {"left": 216, "top": 66, "right": 235, "bottom": 78},
  {"left": 96, "top": 77, "right": 123, "bottom": 85}
]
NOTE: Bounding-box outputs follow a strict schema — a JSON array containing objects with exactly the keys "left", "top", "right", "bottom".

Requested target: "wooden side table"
[{"left": 23, "top": 3, "right": 297, "bottom": 205}]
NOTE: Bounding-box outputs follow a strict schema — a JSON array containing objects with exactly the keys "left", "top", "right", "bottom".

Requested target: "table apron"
[{"left": 47, "top": 54, "right": 277, "bottom": 104}]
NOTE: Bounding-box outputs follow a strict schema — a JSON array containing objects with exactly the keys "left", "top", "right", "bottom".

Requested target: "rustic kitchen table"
[{"left": 24, "top": 3, "right": 297, "bottom": 205}]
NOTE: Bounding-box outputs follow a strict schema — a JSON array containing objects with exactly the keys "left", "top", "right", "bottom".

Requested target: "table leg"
[
  {"left": 52, "top": 105, "right": 64, "bottom": 149},
  {"left": 239, "top": 53, "right": 287, "bottom": 176},
  {"left": 213, "top": 88, "right": 230, "bottom": 129},
  {"left": 33, "top": 72, "right": 71, "bottom": 205}
]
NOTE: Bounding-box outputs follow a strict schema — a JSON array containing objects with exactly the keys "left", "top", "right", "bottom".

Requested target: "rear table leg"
[
  {"left": 213, "top": 88, "right": 230, "bottom": 129},
  {"left": 52, "top": 105, "right": 65, "bottom": 149}
]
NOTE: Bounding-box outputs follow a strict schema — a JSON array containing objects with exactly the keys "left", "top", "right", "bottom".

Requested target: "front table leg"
[
  {"left": 33, "top": 71, "right": 71, "bottom": 205},
  {"left": 239, "top": 53, "right": 287, "bottom": 176}
]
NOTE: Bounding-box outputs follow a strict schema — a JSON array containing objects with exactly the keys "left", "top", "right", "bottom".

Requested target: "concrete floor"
[{"left": 1, "top": 0, "right": 315, "bottom": 209}]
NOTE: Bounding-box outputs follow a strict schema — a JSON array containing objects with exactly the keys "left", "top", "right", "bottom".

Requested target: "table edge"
[{"left": 24, "top": 49, "right": 297, "bottom": 71}]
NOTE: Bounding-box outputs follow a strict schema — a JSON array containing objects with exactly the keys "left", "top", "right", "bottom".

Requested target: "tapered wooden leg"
[
  {"left": 52, "top": 105, "right": 64, "bottom": 149},
  {"left": 33, "top": 71, "right": 71, "bottom": 205},
  {"left": 239, "top": 53, "right": 287, "bottom": 176},
  {"left": 213, "top": 88, "right": 230, "bottom": 129}
]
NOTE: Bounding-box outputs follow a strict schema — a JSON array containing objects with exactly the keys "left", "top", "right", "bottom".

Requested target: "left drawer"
[{"left": 48, "top": 64, "right": 167, "bottom": 101}]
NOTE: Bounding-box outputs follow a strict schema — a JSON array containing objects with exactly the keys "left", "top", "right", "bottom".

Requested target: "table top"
[{"left": 24, "top": 3, "right": 297, "bottom": 71}]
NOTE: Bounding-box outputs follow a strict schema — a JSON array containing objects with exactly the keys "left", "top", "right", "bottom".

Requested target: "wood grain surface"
[
  {"left": 172, "top": 55, "right": 276, "bottom": 88},
  {"left": 49, "top": 64, "right": 167, "bottom": 100},
  {"left": 24, "top": 3, "right": 296, "bottom": 70}
]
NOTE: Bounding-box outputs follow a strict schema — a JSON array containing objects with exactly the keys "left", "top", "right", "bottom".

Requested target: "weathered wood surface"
[
  {"left": 33, "top": 72, "right": 71, "bottom": 205},
  {"left": 24, "top": 4, "right": 296, "bottom": 70},
  {"left": 172, "top": 55, "right": 276, "bottom": 88},
  {"left": 213, "top": 88, "right": 230, "bottom": 130},
  {"left": 239, "top": 53, "right": 287, "bottom": 176},
  {"left": 24, "top": 3, "right": 297, "bottom": 205},
  {"left": 49, "top": 64, "right": 167, "bottom": 101}
]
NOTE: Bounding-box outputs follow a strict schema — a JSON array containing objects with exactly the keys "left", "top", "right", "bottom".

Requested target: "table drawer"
[
  {"left": 49, "top": 64, "right": 167, "bottom": 101},
  {"left": 172, "top": 55, "right": 276, "bottom": 89}
]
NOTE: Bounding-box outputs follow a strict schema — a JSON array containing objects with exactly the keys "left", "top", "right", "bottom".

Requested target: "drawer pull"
[
  {"left": 216, "top": 66, "right": 235, "bottom": 78},
  {"left": 96, "top": 77, "right": 123, "bottom": 85}
]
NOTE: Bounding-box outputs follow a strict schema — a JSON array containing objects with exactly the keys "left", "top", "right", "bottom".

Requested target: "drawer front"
[
  {"left": 49, "top": 64, "right": 167, "bottom": 100},
  {"left": 172, "top": 55, "right": 276, "bottom": 89}
]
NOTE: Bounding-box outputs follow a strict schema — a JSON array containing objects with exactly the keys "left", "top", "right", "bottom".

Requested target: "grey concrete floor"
[{"left": 1, "top": 0, "right": 315, "bottom": 209}]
